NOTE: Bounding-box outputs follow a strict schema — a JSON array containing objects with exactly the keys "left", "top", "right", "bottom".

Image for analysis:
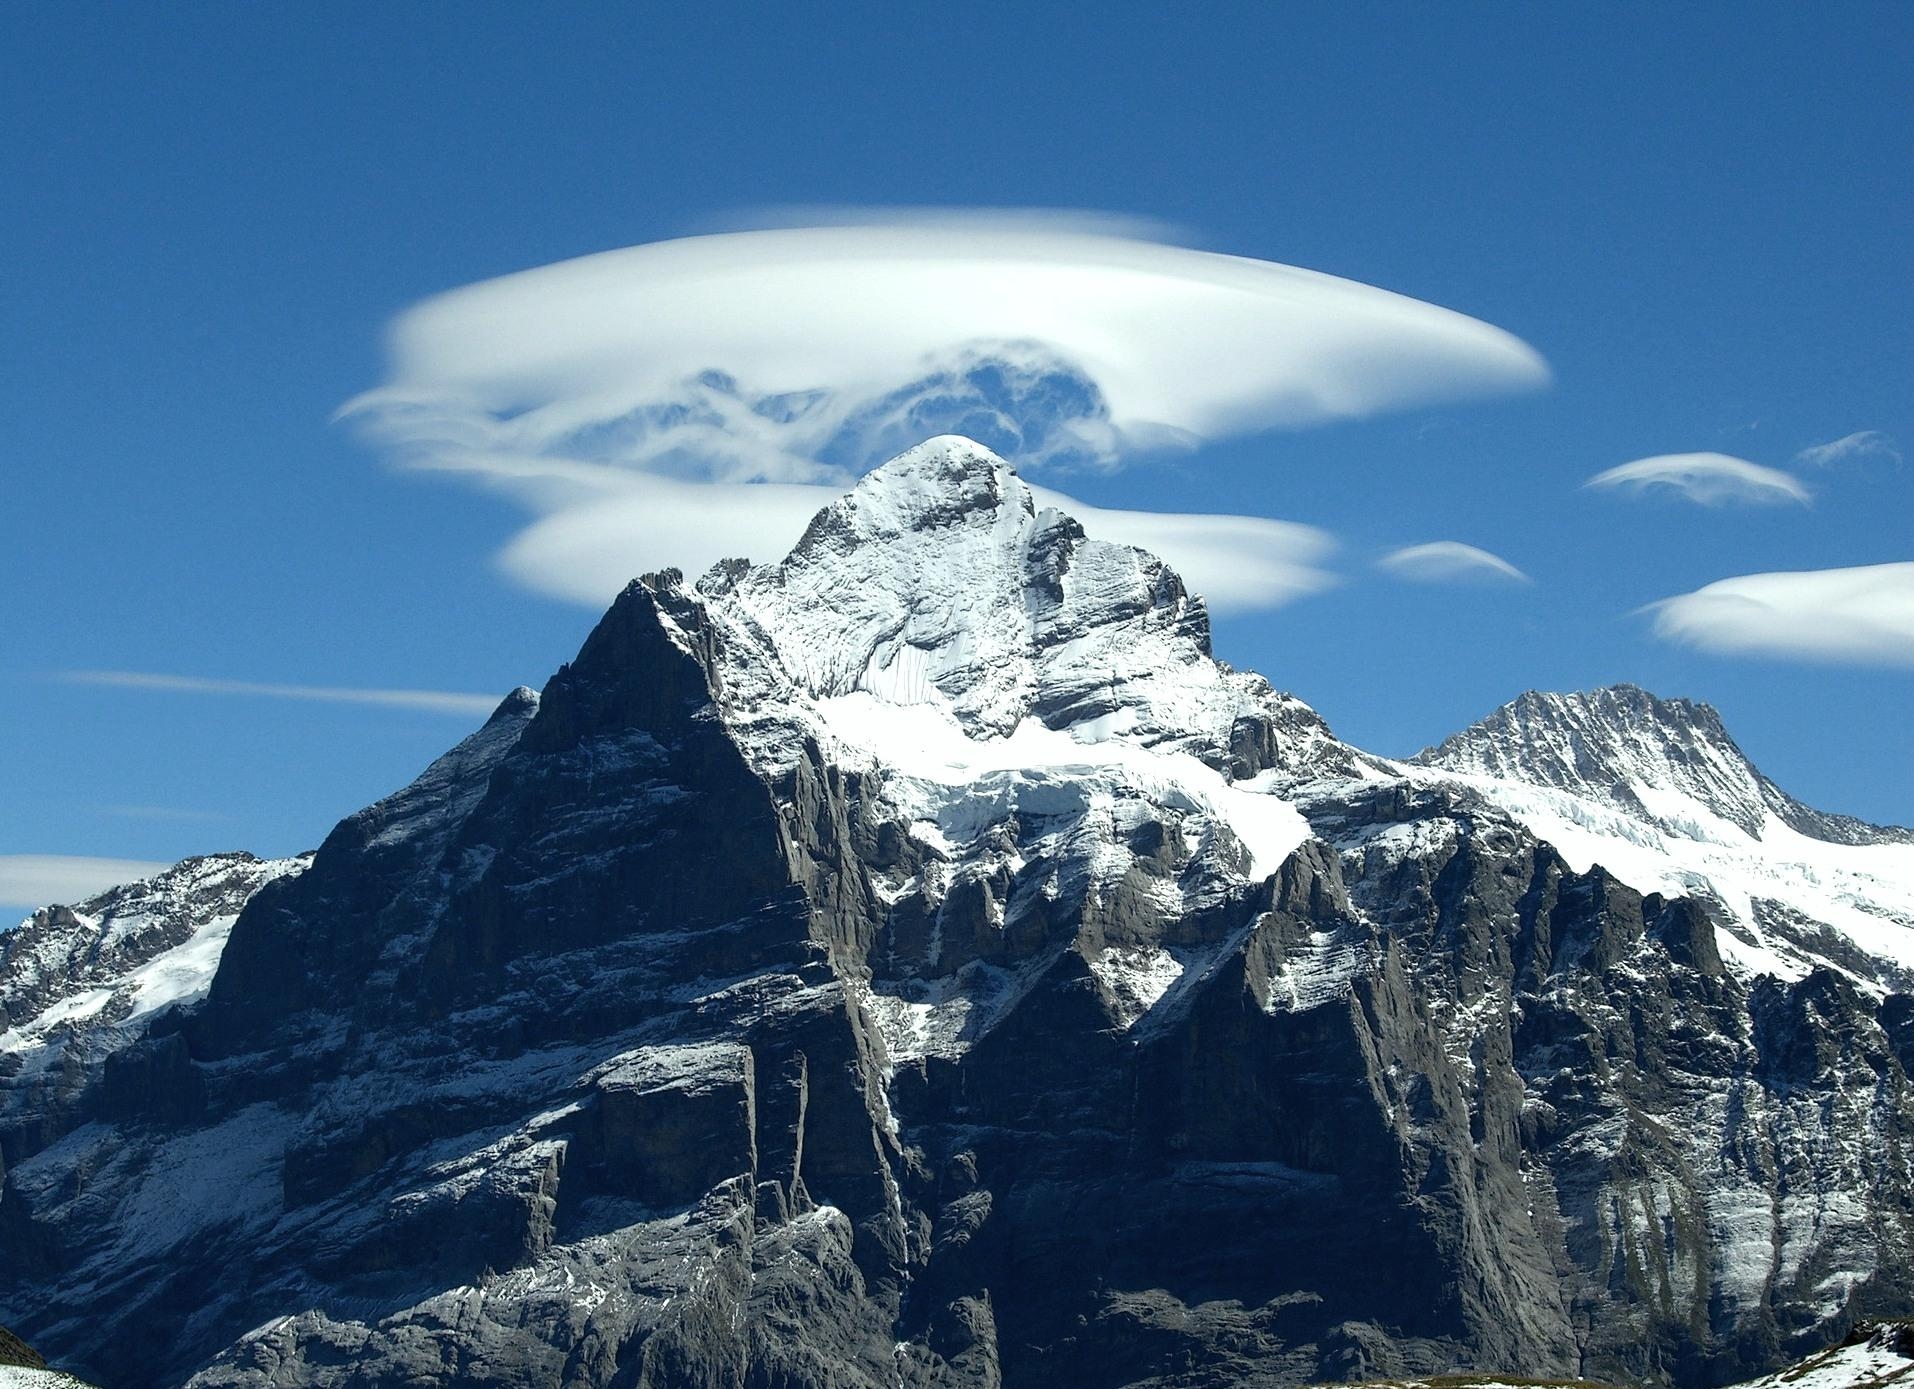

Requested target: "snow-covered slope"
[
  {"left": 664, "top": 437, "right": 1363, "bottom": 1052},
  {"left": 1728, "top": 1324, "right": 1914, "bottom": 1389},
  {"left": 0, "top": 853, "right": 309, "bottom": 1062},
  {"left": 0, "top": 1371, "right": 98, "bottom": 1389},
  {"left": 1404, "top": 686, "right": 1914, "bottom": 987}
]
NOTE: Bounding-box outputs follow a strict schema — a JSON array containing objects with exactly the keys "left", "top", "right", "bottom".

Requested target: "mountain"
[
  {"left": 1404, "top": 687, "right": 1914, "bottom": 988},
  {"left": 1414, "top": 684, "right": 1911, "bottom": 848},
  {"left": 4, "top": 436, "right": 1914, "bottom": 1389},
  {"left": 1, "top": 852, "right": 309, "bottom": 1164}
]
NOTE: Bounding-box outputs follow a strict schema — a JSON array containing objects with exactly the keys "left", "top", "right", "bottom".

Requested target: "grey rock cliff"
[{"left": 2, "top": 438, "right": 1911, "bottom": 1389}]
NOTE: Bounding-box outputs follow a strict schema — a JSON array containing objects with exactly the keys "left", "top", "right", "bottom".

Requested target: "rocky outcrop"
[{"left": 2, "top": 438, "right": 1911, "bottom": 1389}]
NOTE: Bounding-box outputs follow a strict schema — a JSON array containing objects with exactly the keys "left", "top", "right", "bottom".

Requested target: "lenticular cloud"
[
  {"left": 1647, "top": 562, "right": 1914, "bottom": 667},
  {"left": 1583, "top": 453, "right": 1810, "bottom": 507},
  {"left": 344, "top": 213, "right": 1549, "bottom": 610},
  {"left": 1376, "top": 541, "right": 1531, "bottom": 585}
]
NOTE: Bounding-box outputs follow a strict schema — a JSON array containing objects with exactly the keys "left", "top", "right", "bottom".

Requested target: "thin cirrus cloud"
[
  {"left": 342, "top": 210, "right": 1549, "bottom": 613},
  {"left": 1794, "top": 430, "right": 1902, "bottom": 470},
  {"left": 1583, "top": 452, "right": 1811, "bottom": 507},
  {"left": 1375, "top": 541, "right": 1531, "bottom": 586},
  {"left": 1644, "top": 561, "right": 1914, "bottom": 667},
  {"left": 0, "top": 855, "right": 169, "bottom": 914},
  {"left": 55, "top": 671, "right": 504, "bottom": 718}
]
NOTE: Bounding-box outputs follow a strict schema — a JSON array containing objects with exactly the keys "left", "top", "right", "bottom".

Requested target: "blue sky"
[{"left": 4, "top": 4, "right": 1911, "bottom": 910}]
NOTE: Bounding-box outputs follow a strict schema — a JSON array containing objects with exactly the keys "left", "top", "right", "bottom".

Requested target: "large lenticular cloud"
[{"left": 343, "top": 213, "right": 1550, "bottom": 610}]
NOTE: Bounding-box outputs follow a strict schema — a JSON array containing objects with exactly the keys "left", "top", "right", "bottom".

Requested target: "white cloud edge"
[
  {"left": 1643, "top": 560, "right": 1914, "bottom": 667},
  {"left": 1375, "top": 540, "right": 1531, "bottom": 585},
  {"left": 0, "top": 855, "right": 171, "bottom": 914},
  {"left": 1584, "top": 452, "right": 1810, "bottom": 507},
  {"left": 55, "top": 671, "right": 503, "bottom": 718}
]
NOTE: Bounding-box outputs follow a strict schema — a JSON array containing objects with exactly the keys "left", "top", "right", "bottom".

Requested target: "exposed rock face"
[
  {"left": 2, "top": 437, "right": 1913, "bottom": 1389},
  {"left": 1, "top": 1324, "right": 47, "bottom": 1370}
]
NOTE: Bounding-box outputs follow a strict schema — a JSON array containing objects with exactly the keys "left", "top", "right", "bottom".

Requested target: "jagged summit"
[
  {"left": 793, "top": 433, "right": 1035, "bottom": 539},
  {"left": 1416, "top": 683, "right": 1909, "bottom": 845},
  {"left": 707, "top": 435, "right": 1217, "bottom": 741}
]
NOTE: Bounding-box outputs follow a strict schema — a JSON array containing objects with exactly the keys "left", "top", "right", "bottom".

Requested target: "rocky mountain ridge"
[
  {"left": 3, "top": 436, "right": 1913, "bottom": 1389},
  {"left": 1414, "top": 684, "right": 1911, "bottom": 849}
]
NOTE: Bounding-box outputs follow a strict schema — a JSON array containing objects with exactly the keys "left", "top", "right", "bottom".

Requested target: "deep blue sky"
[{"left": 4, "top": 5, "right": 1910, "bottom": 908}]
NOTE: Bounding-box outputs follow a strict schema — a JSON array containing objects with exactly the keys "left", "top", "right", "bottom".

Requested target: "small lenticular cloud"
[
  {"left": 1583, "top": 453, "right": 1810, "bottom": 507},
  {"left": 1377, "top": 541, "right": 1531, "bottom": 585}
]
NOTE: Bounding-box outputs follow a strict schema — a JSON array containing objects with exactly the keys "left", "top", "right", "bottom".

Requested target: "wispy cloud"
[
  {"left": 1376, "top": 541, "right": 1530, "bottom": 585},
  {"left": 1584, "top": 453, "right": 1810, "bottom": 507},
  {"left": 1644, "top": 561, "right": 1914, "bottom": 666},
  {"left": 0, "top": 855, "right": 169, "bottom": 913},
  {"left": 1794, "top": 430, "right": 1902, "bottom": 471},
  {"left": 343, "top": 211, "right": 1548, "bottom": 614},
  {"left": 55, "top": 671, "right": 503, "bottom": 718}
]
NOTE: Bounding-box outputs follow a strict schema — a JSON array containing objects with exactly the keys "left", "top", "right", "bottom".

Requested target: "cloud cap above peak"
[
  {"left": 1646, "top": 561, "right": 1914, "bottom": 667},
  {"left": 1583, "top": 452, "right": 1810, "bottom": 507},
  {"left": 344, "top": 212, "right": 1550, "bottom": 614},
  {"left": 348, "top": 213, "right": 1550, "bottom": 483}
]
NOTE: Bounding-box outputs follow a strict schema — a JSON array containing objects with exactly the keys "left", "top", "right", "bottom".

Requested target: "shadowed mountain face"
[{"left": 4, "top": 437, "right": 1914, "bottom": 1389}]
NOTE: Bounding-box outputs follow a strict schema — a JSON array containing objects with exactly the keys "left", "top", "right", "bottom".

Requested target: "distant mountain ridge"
[
  {"left": 4, "top": 436, "right": 1913, "bottom": 1389},
  {"left": 1415, "top": 683, "right": 1911, "bottom": 848}
]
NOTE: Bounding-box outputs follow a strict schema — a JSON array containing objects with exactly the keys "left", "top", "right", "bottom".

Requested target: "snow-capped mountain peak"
[
  {"left": 1415, "top": 683, "right": 1907, "bottom": 847},
  {"left": 1415, "top": 684, "right": 1777, "bottom": 837},
  {"left": 1401, "top": 683, "right": 1914, "bottom": 987},
  {"left": 714, "top": 434, "right": 1215, "bottom": 741}
]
